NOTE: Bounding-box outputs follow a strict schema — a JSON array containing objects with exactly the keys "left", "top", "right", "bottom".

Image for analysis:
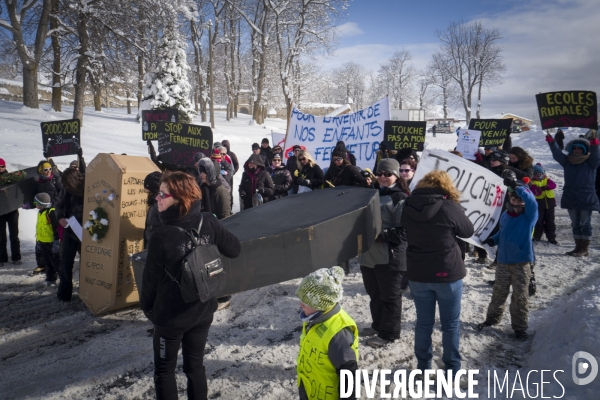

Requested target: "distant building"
[{"left": 499, "top": 113, "right": 533, "bottom": 129}]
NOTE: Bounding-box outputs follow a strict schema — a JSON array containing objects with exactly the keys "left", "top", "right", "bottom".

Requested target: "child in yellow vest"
[
  {"left": 296, "top": 266, "right": 358, "bottom": 400},
  {"left": 34, "top": 193, "right": 60, "bottom": 285},
  {"left": 528, "top": 163, "right": 558, "bottom": 244}
]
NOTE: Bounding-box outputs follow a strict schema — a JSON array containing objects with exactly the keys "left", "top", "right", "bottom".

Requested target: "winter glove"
[
  {"left": 220, "top": 170, "right": 226, "bottom": 176},
  {"left": 483, "top": 237, "right": 496, "bottom": 247},
  {"left": 503, "top": 177, "right": 518, "bottom": 190},
  {"left": 590, "top": 138, "right": 599, "bottom": 146},
  {"left": 541, "top": 185, "right": 549, "bottom": 191},
  {"left": 545, "top": 134, "right": 554, "bottom": 143},
  {"left": 257, "top": 187, "right": 265, "bottom": 194},
  {"left": 502, "top": 169, "right": 518, "bottom": 190},
  {"left": 52, "top": 240, "right": 60, "bottom": 254},
  {"left": 297, "top": 178, "right": 310, "bottom": 186},
  {"left": 528, "top": 272, "right": 536, "bottom": 296},
  {"left": 22, "top": 202, "right": 32, "bottom": 210},
  {"left": 43, "top": 151, "right": 49, "bottom": 159},
  {"left": 474, "top": 152, "right": 483, "bottom": 162},
  {"left": 77, "top": 147, "right": 83, "bottom": 157}
]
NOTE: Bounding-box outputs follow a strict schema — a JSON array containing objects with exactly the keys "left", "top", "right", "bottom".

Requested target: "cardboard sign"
[
  {"left": 468, "top": 119, "right": 512, "bottom": 148},
  {"left": 409, "top": 149, "right": 506, "bottom": 247},
  {"left": 141, "top": 108, "right": 178, "bottom": 140},
  {"left": 457, "top": 129, "right": 481, "bottom": 160},
  {"left": 535, "top": 91, "right": 598, "bottom": 130},
  {"left": 40, "top": 119, "right": 81, "bottom": 157},
  {"left": 283, "top": 98, "right": 390, "bottom": 170},
  {"left": 157, "top": 121, "right": 213, "bottom": 167},
  {"left": 382, "top": 120, "right": 427, "bottom": 151}
]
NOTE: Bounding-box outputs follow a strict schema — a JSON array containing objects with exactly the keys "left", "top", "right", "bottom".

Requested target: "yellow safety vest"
[
  {"left": 297, "top": 308, "right": 359, "bottom": 400},
  {"left": 530, "top": 177, "right": 555, "bottom": 200},
  {"left": 36, "top": 208, "right": 55, "bottom": 243}
]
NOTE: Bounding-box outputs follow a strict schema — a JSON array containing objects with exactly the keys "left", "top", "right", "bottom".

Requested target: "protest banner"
[
  {"left": 382, "top": 120, "right": 427, "bottom": 151},
  {"left": 409, "top": 149, "right": 506, "bottom": 249},
  {"left": 283, "top": 98, "right": 390, "bottom": 170},
  {"left": 271, "top": 130, "right": 286, "bottom": 150},
  {"left": 156, "top": 122, "right": 213, "bottom": 167},
  {"left": 468, "top": 118, "right": 512, "bottom": 148},
  {"left": 141, "top": 108, "right": 178, "bottom": 140},
  {"left": 457, "top": 129, "right": 481, "bottom": 160},
  {"left": 535, "top": 91, "right": 598, "bottom": 130},
  {"left": 40, "top": 119, "right": 81, "bottom": 157}
]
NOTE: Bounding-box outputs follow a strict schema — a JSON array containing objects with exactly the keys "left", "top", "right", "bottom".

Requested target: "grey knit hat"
[
  {"left": 296, "top": 266, "right": 345, "bottom": 311},
  {"left": 34, "top": 192, "right": 52, "bottom": 208},
  {"left": 193, "top": 152, "right": 205, "bottom": 163},
  {"left": 376, "top": 158, "right": 400, "bottom": 178}
]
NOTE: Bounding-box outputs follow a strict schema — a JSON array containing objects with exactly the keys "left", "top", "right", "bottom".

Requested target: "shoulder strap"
[{"left": 163, "top": 214, "right": 205, "bottom": 282}]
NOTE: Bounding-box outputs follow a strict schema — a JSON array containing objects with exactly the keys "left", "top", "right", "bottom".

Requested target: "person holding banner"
[
  {"left": 546, "top": 134, "right": 600, "bottom": 257},
  {"left": 401, "top": 171, "right": 474, "bottom": 374},
  {"left": 294, "top": 151, "right": 324, "bottom": 194}
]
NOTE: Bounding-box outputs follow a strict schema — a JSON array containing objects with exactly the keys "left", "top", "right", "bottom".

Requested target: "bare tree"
[
  {"left": 435, "top": 21, "right": 505, "bottom": 122},
  {"left": 376, "top": 50, "right": 416, "bottom": 109},
  {"left": 427, "top": 52, "right": 455, "bottom": 121},
  {"left": 0, "top": 0, "right": 51, "bottom": 108},
  {"left": 331, "top": 61, "right": 367, "bottom": 109}
]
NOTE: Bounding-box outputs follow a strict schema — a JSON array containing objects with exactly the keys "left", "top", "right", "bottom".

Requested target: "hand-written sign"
[
  {"left": 141, "top": 108, "right": 178, "bottom": 141},
  {"left": 536, "top": 91, "right": 598, "bottom": 130},
  {"left": 382, "top": 120, "right": 427, "bottom": 151},
  {"left": 468, "top": 119, "right": 512, "bottom": 148},
  {"left": 283, "top": 98, "right": 390, "bottom": 170},
  {"left": 40, "top": 119, "right": 81, "bottom": 157},
  {"left": 157, "top": 122, "right": 213, "bottom": 167},
  {"left": 409, "top": 149, "right": 505, "bottom": 247}
]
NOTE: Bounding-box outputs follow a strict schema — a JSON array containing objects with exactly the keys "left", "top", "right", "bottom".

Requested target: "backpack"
[{"left": 164, "top": 214, "right": 226, "bottom": 303}]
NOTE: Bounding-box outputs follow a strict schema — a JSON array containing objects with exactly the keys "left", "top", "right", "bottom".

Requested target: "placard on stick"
[
  {"left": 40, "top": 119, "right": 81, "bottom": 157},
  {"left": 535, "top": 91, "right": 598, "bottom": 130},
  {"left": 382, "top": 120, "right": 427, "bottom": 151},
  {"left": 157, "top": 122, "right": 213, "bottom": 167},
  {"left": 468, "top": 119, "right": 512, "bottom": 148},
  {"left": 141, "top": 108, "right": 178, "bottom": 141}
]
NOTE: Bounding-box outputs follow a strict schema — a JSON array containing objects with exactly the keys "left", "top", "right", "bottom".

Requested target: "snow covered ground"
[{"left": 1, "top": 100, "right": 599, "bottom": 399}]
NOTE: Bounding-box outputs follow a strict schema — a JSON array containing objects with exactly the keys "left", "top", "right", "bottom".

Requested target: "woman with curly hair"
[
  {"left": 141, "top": 171, "right": 240, "bottom": 399},
  {"left": 401, "top": 170, "right": 474, "bottom": 375},
  {"left": 294, "top": 150, "right": 324, "bottom": 193},
  {"left": 506, "top": 146, "right": 534, "bottom": 180}
]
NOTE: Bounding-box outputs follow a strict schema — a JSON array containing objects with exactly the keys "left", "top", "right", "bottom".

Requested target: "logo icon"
[{"left": 572, "top": 351, "right": 598, "bottom": 385}]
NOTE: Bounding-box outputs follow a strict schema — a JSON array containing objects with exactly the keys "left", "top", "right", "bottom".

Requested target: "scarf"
[{"left": 567, "top": 154, "right": 590, "bottom": 165}]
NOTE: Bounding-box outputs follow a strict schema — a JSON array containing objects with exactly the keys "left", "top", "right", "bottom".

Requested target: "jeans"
[
  {"left": 409, "top": 280, "right": 463, "bottom": 373},
  {"left": 567, "top": 209, "right": 593, "bottom": 239},
  {"left": 154, "top": 318, "right": 213, "bottom": 400}
]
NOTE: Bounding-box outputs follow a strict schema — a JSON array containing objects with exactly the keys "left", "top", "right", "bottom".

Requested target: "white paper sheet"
[{"left": 67, "top": 216, "right": 83, "bottom": 241}]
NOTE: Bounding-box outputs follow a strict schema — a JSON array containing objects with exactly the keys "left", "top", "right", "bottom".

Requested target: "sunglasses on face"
[
  {"left": 333, "top": 157, "right": 343, "bottom": 162},
  {"left": 43, "top": 168, "right": 52, "bottom": 172},
  {"left": 157, "top": 191, "right": 173, "bottom": 199},
  {"left": 399, "top": 169, "right": 414, "bottom": 173},
  {"left": 0, "top": 166, "right": 6, "bottom": 169},
  {"left": 273, "top": 159, "right": 281, "bottom": 162},
  {"left": 376, "top": 172, "right": 394, "bottom": 178},
  {"left": 298, "top": 157, "right": 307, "bottom": 162},
  {"left": 294, "top": 149, "right": 300, "bottom": 153}
]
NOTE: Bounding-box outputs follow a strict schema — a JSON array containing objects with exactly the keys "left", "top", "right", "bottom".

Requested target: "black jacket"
[
  {"left": 294, "top": 163, "right": 324, "bottom": 193},
  {"left": 260, "top": 146, "right": 273, "bottom": 165},
  {"left": 266, "top": 165, "right": 292, "bottom": 199},
  {"left": 36, "top": 173, "right": 63, "bottom": 202},
  {"left": 54, "top": 187, "right": 84, "bottom": 224},
  {"left": 140, "top": 201, "right": 241, "bottom": 328},
  {"left": 324, "top": 163, "right": 367, "bottom": 188},
  {"left": 506, "top": 162, "right": 533, "bottom": 180},
  {"left": 401, "top": 187, "right": 474, "bottom": 283},
  {"left": 144, "top": 200, "right": 161, "bottom": 248},
  {"left": 239, "top": 154, "right": 274, "bottom": 209}
]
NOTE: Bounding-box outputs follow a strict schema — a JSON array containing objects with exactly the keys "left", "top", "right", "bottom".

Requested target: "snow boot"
[
  {"left": 572, "top": 240, "right": 590, "bottom": 257},
  {"left": 366, "top": 335, "right": 393, "bottom": 348},
  {"left": 565, "top": 239, "right": 581, "bottom": 255},
  {"left": 477, "top": 320, "right": 494, "bottom": 331},
  {"left": 515, "top": 330, "right": 528, "bottom": 341},
  {"left": 360, "top": 327, "right": 378, "bottom": 337}
]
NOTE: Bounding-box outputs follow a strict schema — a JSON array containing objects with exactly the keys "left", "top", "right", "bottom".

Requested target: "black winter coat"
[
  {"left": 506, "top": 162, "right": 533, "bottom": 180},
  {"left": 144, "top": 200, "right": 161, "bottom": 248},
  {"left": 54, "top": 187, "right": 84, "bottom": 225},
  {"left": 239, "top": 154, "right": 274, "bottom": 209},
  {"left": 324, "top": 163, "right": 367, "bottom": 188},
  {"left": 294, "top": 163, "right": 324, "bottom": 193},
  {"left": 140, "top": 201, "right": 240, "bottom": 328},
  {"left": 260, "top": 146, "right": 273, "bottom": 165},
  {"left": 401, "top": 187, "right": 474, "bottom": 283},
  {"left": 266, "top": 165, "right": 292, "bottom": 199},
  {"left": 36, "top": 174, "right": 63, "bottom": 202}
]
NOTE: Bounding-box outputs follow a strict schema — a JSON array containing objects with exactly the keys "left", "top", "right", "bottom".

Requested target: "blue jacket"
[
  {"left": 549, "top": 139, "right": 600, "bottom": 211},
  {"left": 491, "top": 185, "right": 538, "bottom": 264}
]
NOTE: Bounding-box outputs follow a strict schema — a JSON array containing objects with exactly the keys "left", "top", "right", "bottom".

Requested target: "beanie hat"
[
  {"left": 272, "top": 153, "right": 282, "bottom": 160},
  {"left": 34, "top": 192, "right": 52, "bottom": 208},
  {"left": 144, "top": 171, "right": 162, "bottom": 193},
  {"left": 213, "top": 141, "right": 222, "bottom": 149},
  {"left": 0, "top": 158, "right": 5, "bottom": 167},
  {"left": 296, "top": 266, "right": 345, "bottom": 311},
  {"left": 376, "top": 158, "right": 400, "bottom": 178},
  {"left": 262, "top": 138, "right": 269, "bottom": 144},
  {"left": 569, "top": 143, "right": 588, "bottom": 155},
  {"left": 198, "top": 158, "right": 217, "bottom": 185},
  {"left": 193, "top": 152, "right": 205, "bottom": 163},
  {"left": 252, "top": 143, "right": 260, "bottom": 150},
  {"left": 211, "top": 150, "right": 222, "bottom": 160},
  {"left": 69, "top": 160, "right": 78, "bottom": 168},
  {"left": 489, "top": 149, "right": 509, "bottom": 164},
  {"left": 332, "top": 143, "right": 348, "bottom": 158},
  {"left": 533, "top": 163, "right": 545, "bottom": 176}
]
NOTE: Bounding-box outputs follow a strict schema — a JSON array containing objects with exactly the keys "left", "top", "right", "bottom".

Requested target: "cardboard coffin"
[
  {"left": 0, "top": 166, "right": 38, "bottom": 216},
  {"left": 218, "top": 186, "right": 381, "bottom": 296},
  {"left": 79, "top": 154, "right": 159, "bottom": 315}
]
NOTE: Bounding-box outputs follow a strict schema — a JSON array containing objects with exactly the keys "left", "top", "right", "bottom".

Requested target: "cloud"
[{"left": 335, "top": 22, "right": 364, "bottom": 38}]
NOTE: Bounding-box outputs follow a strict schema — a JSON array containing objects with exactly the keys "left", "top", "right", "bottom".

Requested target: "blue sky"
[{"left": 318, "top": 0, "right": 600, "bottom": 121}]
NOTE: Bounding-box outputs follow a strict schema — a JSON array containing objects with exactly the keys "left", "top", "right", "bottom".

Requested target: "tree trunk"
[
  {"left": 137, "top": 53, "right": 144, "bottom": 106},
  {"left": 126, "top": 90, "right": 131, "bottom": 114},
  {"left": 22, "top": 65, "right": 39, "bottom": 109},
  {"left": 208, "top": 24, "right": 215, "bottom": 129},
  {"left": 442, "top": 87, "right": 448, "bottom": 120},
  {"left": 73, "top": 11, "right": 90, "bottom": 125},
  {"left": 93, "top": 88, "right": 102, "bottom": 112},
  {"left": 50, "top": 0, "right": 61, "bottom": 112},
  {"left": 476, "top": 80, "right": 483, "bottom": 119}
]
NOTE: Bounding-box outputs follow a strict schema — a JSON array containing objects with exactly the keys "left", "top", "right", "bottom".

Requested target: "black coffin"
[
  {"left": 0, "top": 166, "right": 38, "bottom": 216},
  {"left": 218, "top": 186, "right": 381, "bottom": 296}
]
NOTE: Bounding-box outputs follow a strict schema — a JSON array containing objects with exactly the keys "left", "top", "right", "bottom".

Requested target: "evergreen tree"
[{"left": 142, "top": 27, "right": 196, "bottom": 122}]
